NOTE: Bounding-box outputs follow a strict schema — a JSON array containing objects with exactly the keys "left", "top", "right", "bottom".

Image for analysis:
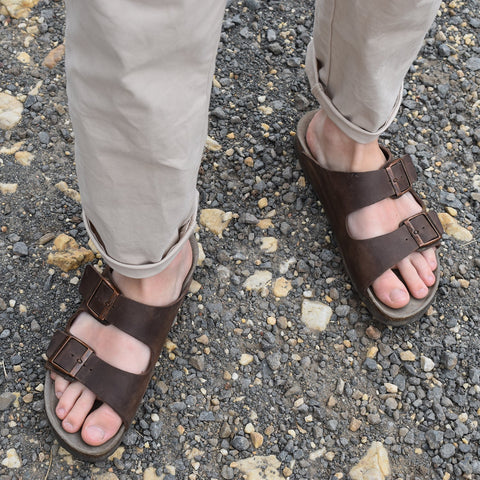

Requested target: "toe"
[
  {"left": 422, "top": 247, "right": 437, "bottom": 271},
  {"left": 372, "top": 270, "right": 410, "bottom": 309},
  {"left": 53, "top": 373, "right": 70, "bottom": 400},
  {"left": 55, "top": 382, "right": 85, "bottom": 421},
  {"left": 410, "top": 252, "right": 436, "bottom": 287},
  {"left": 396, "top": 256, "right": 429, "bottom": 299},
  {"left": 81, "top": 404, "right": 123, "bottom": 446},
  {"left": 62, "top": 389, "right": 96, "bottom": 433}
]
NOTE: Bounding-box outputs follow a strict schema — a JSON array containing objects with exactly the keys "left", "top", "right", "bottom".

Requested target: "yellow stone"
[
  {"left": 108, "top": 447, "right": 125, "bottom": 461},
  {"left": 438, "top": 212, "right": 473, "bottom": 242},
  {"left": 0, "top": 183, "right": 18, "bottom": 194},
  {"left": 239, "top": 353, "right": 254, "bottom": 366},
  {"left": 260, "top": 237, "right": 278, "bottom": 253},
  {"left": 349, "top": 418, "right": 362, "bottom": 432},
  {"left": 244, "top": 157, "right": 254, "bottom": 167},
  {"left": 14, "top": 151, "right": 33, "bottom": 166},
  {"left": 143, "top": 467, "right": 162, "bottom": 480},
  {"left": 0, "top": 0, "right": 41, "bottom": 19},
  {"left": 0, "top": 141, "right": 24, "bottom": 154},
  {"left": 272, "top": 277, "right": 292, "bottom": 297},
  {"left": 55, "top": 181, "right": 81, "bottom": 203},
  {"left": 366, "top": 346, "right": 379, "bottom": 359},
  {"left": 250, "top": 432, "right": 264, "bottom": 449},
  {"left": 199, "top": 209, "right": 233, "bottom": 237},
  {"left": 233, "top": 456, "right": 282, "bottom": 480},
  {"left": 53, "top": 233, "right": 78, "bottom": 251},
  {"left": 400, "top": 350, "right": 416, "bottom": 362},
  {"left": 189, "top": 280, "right": 202, "bottom": 294},
  {"left": 258, "top": 197, "right": 268, "bottom": 209},
  {"left": 349, "top": 442, "right": 391, "bottom": 480},
  {"left": 205, "top": 136, "right": 222, "bottom": 152},
  {"left": 16, "top": 52, "right": 30, "bottom": 64},
  {"left": 445, "top": 206, "right": 457, "bottom": 217},
  {"left": 256, "top": 219, "right": 273, "bottom": 229},
  {"left": 0, "top": 92, "right": 23, "bottom": 130}
]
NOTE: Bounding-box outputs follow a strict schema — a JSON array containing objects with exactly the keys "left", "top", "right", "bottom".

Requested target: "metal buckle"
[
  {"left": 386, "top": 158, "right": 412, "bottom": 197},
  {"left": 86, "top": 277, "right": 120, "bottom": 324},
  {"left": 50, "top": 336, "right": 93, "bottom": 378},
  {"left": 404, "top": 212, "right": 442, "bottom": 248}
]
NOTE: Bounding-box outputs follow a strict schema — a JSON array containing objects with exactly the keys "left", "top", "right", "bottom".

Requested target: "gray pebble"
[
  {"left": 231, "top": 435, "right": 250, "bottom": 451},
  {"left": 440, "top": 443, "right": 456, "bottom": 459},
  {"left": 13, "top": 242, "right": 28, "bottom": 256},
  {"left": 426, "top": 429, "right": 444, "bottom": 450},
  {"left": 0, "top": 392, "right": 16, "bottom": 411}
]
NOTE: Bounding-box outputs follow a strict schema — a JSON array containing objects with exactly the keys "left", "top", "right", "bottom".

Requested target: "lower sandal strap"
[{"left": 46, "top": 330, "right": 152, "bottom": 426}]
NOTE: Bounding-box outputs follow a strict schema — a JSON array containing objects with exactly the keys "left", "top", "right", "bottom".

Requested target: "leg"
[
  {"left": 305, "top": 0, "right": 441, "bottom": 310},
  {"left": 50, "top": 0, "right": 226, "bottom": 448}
]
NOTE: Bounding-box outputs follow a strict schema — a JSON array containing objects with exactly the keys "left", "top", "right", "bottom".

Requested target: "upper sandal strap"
[
  {"left": 46, "top": 330, "right": 151, "bottom": 426},
  {"left": 78, "top": 266, "right": 182, "bottom": 352},
  {"left": 321, "top": 151, "right": 418, "bottom": 216}
]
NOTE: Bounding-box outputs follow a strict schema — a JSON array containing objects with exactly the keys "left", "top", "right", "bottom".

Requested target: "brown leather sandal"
[
  {"left": 44, "top": 236, "right": 198, "bottom": 462},
  {"left": 295, "top": 111, "right": 443, "bottom": 326}
]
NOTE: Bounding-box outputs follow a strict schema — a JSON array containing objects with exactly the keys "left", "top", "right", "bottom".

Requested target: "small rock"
[
  {"left": 440, "top": 443, "right": 456, "bottom": 459},
  {"left": 0, "top": 92, "right": 23, "bottom": 130},
  {"left": 349, "top": 418, "right": 362, "bottom": 432},
  {"left": 220, "top": 422, "right": 232, "bottom": 438},
  {"left": 1, "top": 448, "right": 21, "bottom": 469},
  {"left": 272, "top": 277, "right": 292, "bottom": 297},
  {"left": 55, "top": 181, "right": 81, "bottom": 202},
  {"left": 189, "top": 355, "right": 205, "bottom": 371},
  {"left": 260, "top": 237, "right": 278, "bottom": 253},
  {"left": 400, "top": 350, "right": 416, "bottom": 362},
  {"left": 466, "top": 56, "right": 480, "bottom": 72},
  {"left": 0, "top": 0, "right": 40, "bottom": 18},
  {"left": 438, "top": 213, "right": 473, "bottom": 242},
  {"left": 349, "top": 442, "right": 391, "bottom": 480},
  {"left": 200, "top": 209, "right": 233, "bottom": 237},
  {"left": 239, "top": 353, "right": 254, "bottom": 366},
  {"left": 0, "top": 183, "right": 18, "bottom": 194},
  {"left": 0, "top": 392, "right": 16, "bottom": 411},
  {"left": 231, "top": 435, "right": 250, "bottom": 451},
  {"left": 365, "top": 325, "right": 381, "bottom": 340},
  {"left": 301, "top": 299, "right": 332, "bottom": 332},
  {"left": 421, "top": 355, "right": 435, "bottom": 372},
  {"left": 14, "top": 151, "right": 34, "bottom": 166},
  {"left": 250, "top": 432, "right": 264, "bottom": 449},
  {"left": 243, "top": 270, "right": 272, "bottom": 291},
  {"left": 42, "top": 44, "right": 65, "bottom": 69},
  {"left": 13, "top": 242, "right": 28, "bottom": 256},
  {"left": 47, "top": 234, "right": 94, "bottom": 272},
  {"left": 16, "top": 51, "right": 30, "bottom": 63},
  {"left": 205, "top": 136, "right": 222, "bottom": 152},
  {"left": 266, "top": 352, "right": 281, "bottom": 371},
  {"left": 234, "top": 455, "right": 282, "bottom": 480},
  {"left": 426, "top": 429, "right": 444, "bottom": 450}
]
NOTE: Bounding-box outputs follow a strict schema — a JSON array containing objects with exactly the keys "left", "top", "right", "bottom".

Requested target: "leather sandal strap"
[
  {"left": 77, "top": 265, "right": 183, "bottom": 353},
  {"left": 46, "top": 331, "right": 151, "bottom": 426},
  {"left": 319, "top": 151, "right": 418, "bottom": 217},
  {"left": 346, "top": 210, "right": 443, "bottom": 292}
]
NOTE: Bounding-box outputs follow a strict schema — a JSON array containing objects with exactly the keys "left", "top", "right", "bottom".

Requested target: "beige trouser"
[{"left": 65, "top": 0, "right": 440, "bottom": 278}]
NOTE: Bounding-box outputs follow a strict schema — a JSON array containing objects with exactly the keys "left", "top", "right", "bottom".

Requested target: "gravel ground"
[{"left": 1, "top": 1, "right": 479, "bottom": 479}]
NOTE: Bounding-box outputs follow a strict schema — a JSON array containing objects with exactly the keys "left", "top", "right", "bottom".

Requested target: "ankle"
[
  {"left": 306, "top": 111, "right": 385, "bottom": 173},
  {"left": 111, "top": 240, "right": 193, "bottom": 307}
]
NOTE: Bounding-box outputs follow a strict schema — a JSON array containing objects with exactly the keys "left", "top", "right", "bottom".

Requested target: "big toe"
[
  {"left": 82, "top": 404, "right": 123, "bottom": 446},
  {"left": 372, "top": 270, "right": 410, "bottom": 309}
]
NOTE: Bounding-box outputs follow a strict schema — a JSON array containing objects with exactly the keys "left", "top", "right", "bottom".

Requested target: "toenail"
[
  {"left": 390, "top": 289, "right": 408, "bottom": 303},
  {"left": 55, "top": 391, "right": 62, "bottom": 399},
  {"left": 418, "top": 286, "right": 428, "bottom": 296},
  {"left": 86, "top": 426, "right": 105, "bottom": 442},
  {"left": 63, "top": 421, "right": 73, "bottom": 431},
  {"left": 57, "top": 408, "right": 65, "bottom": 418}
]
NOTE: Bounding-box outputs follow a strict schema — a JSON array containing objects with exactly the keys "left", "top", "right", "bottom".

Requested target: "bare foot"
[
  {"left": 306, "top": 110, "right": 437, "bottom": 309},
  {"left": 50, "top": 239, "right": 193, "bottom": 446}
]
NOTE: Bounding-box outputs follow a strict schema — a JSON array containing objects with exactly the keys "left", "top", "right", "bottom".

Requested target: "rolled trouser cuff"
[
  {"left": 306, "top": 42, "right": 402, "bottom": 144},
  {"left": 84, "top": 193, "right": 198, "bottom": 279}
]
